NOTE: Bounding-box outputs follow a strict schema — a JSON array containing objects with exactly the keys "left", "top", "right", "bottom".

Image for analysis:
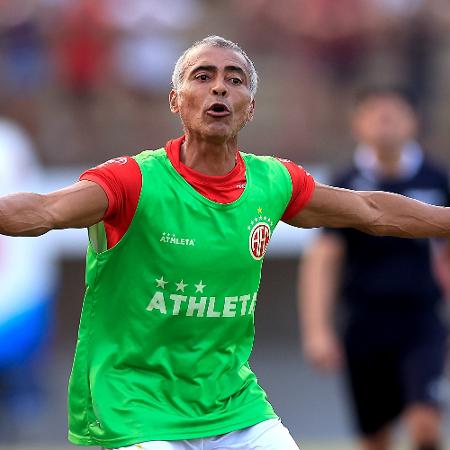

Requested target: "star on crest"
[
  {"left": 194, "top": 280, "right": 206, "bottom": 293},
  {"left": 175, "top": 279, "right": 188, "bottom": 292},
  {"left": 248, "top": 206, "right": 275, "bottom": 231},
  {"left": 155, "top": 276, "right": 168, "bottom": 289}
]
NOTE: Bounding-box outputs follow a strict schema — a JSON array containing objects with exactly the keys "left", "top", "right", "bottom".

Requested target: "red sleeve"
[
  {"left": 79, "top": 156, "right": 142, "bottom": 249},
  {"left": 277, "top": 159, "right": 316, "bottom": 220}
]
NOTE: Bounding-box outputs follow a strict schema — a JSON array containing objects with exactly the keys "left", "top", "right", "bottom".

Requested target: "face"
[
  {"left": 169, "top": 45, "right": 255, "bottom": 142},
  {"left": 352, "top": 95, "right": 417, "bottom": 151}
]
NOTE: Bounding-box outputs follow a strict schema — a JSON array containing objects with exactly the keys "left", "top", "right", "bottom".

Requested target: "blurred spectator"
[
  {"left": 232, "top": 0, "right": 447, "bottom": 165},
  {"left": 299, "top": 87, "right": 450, "bottom": 450},
  {"left": 0, "top": 117, "right": 59, "bottom": 443},
  {"left": 50, "top": 0, "right": 113, "bottom": 98},
  {"left": 235, "top": 0, "right": 379, "bottom": 81},
  {"left": 0, "top": 0, "right": 48, "bottom": 95},
  {"left": 106, "top": 0, "right": 202, "bottom": 95}
]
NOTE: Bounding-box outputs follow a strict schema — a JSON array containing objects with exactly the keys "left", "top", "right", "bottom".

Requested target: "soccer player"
[
  {"left": 0, "top": 36, "right": 450, "bottom": 450},
  {"left": 299, "top": 87, "right": 450, "bottom": 450}
]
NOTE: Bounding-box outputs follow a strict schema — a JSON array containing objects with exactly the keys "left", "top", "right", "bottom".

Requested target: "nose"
[{"left": 212, "top": 79, "right": 228, "bottom": 97}]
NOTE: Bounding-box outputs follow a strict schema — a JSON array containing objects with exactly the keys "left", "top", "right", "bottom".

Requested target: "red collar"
[{"left": 165, "top": 136, "right": 244, "bottom": 184}]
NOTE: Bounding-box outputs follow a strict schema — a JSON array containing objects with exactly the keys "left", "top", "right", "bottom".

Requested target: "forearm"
[
  {"left": 292, "top": 184, "right": 450, "bottom": 239},
  {"left": 0, "top": 181, "right": 107, "bottom": 237},
  {"left": 0, "top": 192, "right": 54, "bottom": 237},
  {"left": 298, "top": 237, "right": 342, "bottom": 334},
  {"left": 300, "top": 261, "right": 335, "bottom": 335},
  {"left": 359, "top": 191, "right": 450, "bottom": 238}
]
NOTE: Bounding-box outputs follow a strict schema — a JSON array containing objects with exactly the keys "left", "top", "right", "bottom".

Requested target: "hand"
[{"left": 302, "top": 326, "right": 343, "bottom": 372}]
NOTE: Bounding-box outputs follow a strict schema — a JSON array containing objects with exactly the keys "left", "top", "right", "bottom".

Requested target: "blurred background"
[{"left": 1, "top": 0, "right": 450, "bottom": 449}]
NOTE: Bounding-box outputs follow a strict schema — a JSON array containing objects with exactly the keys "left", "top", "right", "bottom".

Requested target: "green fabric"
[{"left": 68, "top": 148, "right": 293, "bottom": 448}]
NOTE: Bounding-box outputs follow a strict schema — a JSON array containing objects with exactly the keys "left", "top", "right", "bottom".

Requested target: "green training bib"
[{"left": 68, "top": 148, "right": 293, "bottom": 448}]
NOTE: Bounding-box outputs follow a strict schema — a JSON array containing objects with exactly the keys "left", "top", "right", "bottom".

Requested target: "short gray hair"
[{"left": 171, "top": 35, "right": 258, "bottom": 98}]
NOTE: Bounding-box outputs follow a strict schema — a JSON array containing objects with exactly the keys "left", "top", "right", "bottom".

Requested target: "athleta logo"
[
  {"left": 248, "top": 207, "right": 274, "bottom": 260},
  {"left": 160, "top": 232, "right": 195, "bottom": 246},
  {"left": 146, "top": 275, "right": 257, "bottom": 318}
]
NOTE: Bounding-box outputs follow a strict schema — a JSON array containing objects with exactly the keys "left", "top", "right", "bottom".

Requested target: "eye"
[
  {"left": 230, "top": 77, "right": 243, "bottom": 85},
  {"left": 195, "top": 74, "right": 210, "bottom": 81}
]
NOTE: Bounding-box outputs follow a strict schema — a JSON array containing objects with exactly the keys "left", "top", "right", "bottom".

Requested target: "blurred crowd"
[
  {"left": 1, "top": 0, "right": 450, "bottom": 167},
  {"left": 0, "top": 0, "right": 203, "bottom": 164}
]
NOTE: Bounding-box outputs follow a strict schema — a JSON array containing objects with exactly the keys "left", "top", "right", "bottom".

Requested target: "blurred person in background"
[
  {"left": 299, "top": 87, "right": 450, "bottom": 450},
  {"left": 52, "top": 0, "right": 113, "bottom": 100},
  {"left": 0, "top": 0, "right": 48, "bottom": 97},
  {"left": 106, "top": 0, "right": 202, "bottom": 97},
  {"left": 0, "top": 0, "right": 49, "bottom": 141}
]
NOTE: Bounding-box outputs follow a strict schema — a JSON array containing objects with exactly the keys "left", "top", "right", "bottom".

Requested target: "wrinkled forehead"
[{"left": 183, "top": 45, "right": 251, "bottom": 79}]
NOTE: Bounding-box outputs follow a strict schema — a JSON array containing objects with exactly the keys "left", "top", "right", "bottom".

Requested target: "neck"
[
  {"left": 373, "top": 144, "right": 404, "bottom": 177},
  {"left": 180, "top": 133, "right": 238, "bottom": 176}
]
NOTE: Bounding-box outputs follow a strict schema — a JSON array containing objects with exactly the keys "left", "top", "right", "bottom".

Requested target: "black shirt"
[{"left": 325, "top": 149, "right": 450, "bottom": 316}]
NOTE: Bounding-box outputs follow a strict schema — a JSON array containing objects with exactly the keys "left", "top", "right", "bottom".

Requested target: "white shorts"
[{"left": 110, "top": 418, "right": 300, "bottom": 449}]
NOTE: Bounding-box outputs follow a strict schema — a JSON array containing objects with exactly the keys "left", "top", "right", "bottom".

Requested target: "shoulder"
[
  {"left": 242, "top": 153, "right": 295, "bottom": 200},
  {"left": 133, "top": 147, "right": 167, "bottom": 165},
  {"left": 240, "top": 152, "right": 276, "bottom": 164},
  {"left": 82, "top": 156, "right": 140, "bottom": 180},
  {"left": 416, "top": 158, "right": 450, "bottom": 198},
  {"left": 242, "top": 152, "right": 302, "bottom": 173}
]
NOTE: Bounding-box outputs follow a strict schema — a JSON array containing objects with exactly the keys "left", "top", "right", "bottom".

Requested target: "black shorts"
[{"left": 342, "top": 310, "right": 448, "bottom": 436}]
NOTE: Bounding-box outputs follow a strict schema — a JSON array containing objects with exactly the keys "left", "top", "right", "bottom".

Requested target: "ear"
[
  {"left": 247, "top": 99, "right": 255, "bottom": 122},
  {"left": 169, "top": 90, "right": 179, "bottom": 114}
]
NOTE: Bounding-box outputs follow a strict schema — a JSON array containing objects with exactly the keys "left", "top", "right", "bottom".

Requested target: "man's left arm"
[{"left": 286, "top": 182, "right": 450, "bottom": 238}]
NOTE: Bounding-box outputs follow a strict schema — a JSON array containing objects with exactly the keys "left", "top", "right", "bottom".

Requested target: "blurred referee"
[{"left": 300, "top": 87, "right": 450, "bottom": 450}]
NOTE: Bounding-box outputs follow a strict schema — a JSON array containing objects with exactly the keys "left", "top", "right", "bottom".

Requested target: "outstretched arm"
[
  {"left": 287, "top": 182, "right": 450, "bottom": 237},
  {"left": 0, "top": 180, "right": 108, "bottom": 237}
]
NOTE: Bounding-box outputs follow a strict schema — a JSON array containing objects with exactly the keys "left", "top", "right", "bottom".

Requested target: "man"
[
  {"left": 1, "top": 37, "right": 450, "bottom": 450},
  {"left": 299, "top": 87, "right": 450, "bottom": 450}
]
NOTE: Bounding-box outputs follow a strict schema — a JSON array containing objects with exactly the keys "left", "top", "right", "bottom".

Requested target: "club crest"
[{"left": 248, "top": 207, "right": 274, "bottom": 260}]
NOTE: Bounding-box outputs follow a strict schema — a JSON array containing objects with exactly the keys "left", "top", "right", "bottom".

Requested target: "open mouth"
[{"left": 206, "top": 103, "right": 231, "bottom": 117}]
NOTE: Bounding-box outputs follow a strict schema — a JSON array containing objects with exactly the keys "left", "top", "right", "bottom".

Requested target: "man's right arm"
[
  {"left": 0, "top": 180, "right": 108, "bottom": 237},
  {"left": 298, "top": 232, "right": 345, "bottom": 371}
]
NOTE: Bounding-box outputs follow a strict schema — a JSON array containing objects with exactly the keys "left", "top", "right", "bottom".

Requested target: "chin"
[{"left": 202, "top": 125, "right": 234, "bottom": 142}]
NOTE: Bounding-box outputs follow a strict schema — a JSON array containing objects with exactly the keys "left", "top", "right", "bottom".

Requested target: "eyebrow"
[{"left": 190, "top": 65, "right": 247, "bottom": 78}]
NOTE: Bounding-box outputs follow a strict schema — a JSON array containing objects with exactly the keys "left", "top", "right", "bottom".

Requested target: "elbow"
[
  {"left": 355, "top": 192, "right": 414, "bottom": 238},
  {"left": 356, "top": 193, "right": 386, "bottom": 236}
]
